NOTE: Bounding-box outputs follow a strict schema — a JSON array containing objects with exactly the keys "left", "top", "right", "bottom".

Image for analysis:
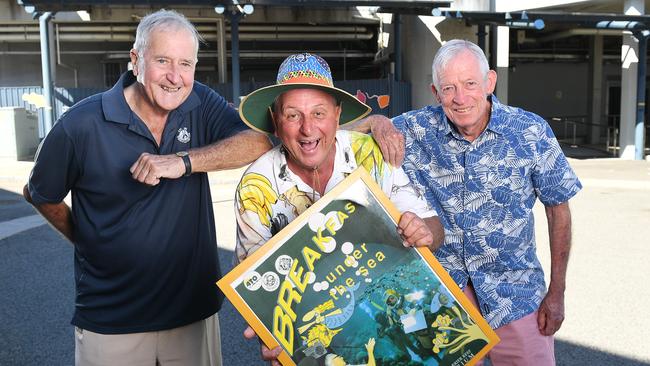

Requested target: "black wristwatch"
[{"left": 176, "top": 151, "right": 192, "bottom": 177}]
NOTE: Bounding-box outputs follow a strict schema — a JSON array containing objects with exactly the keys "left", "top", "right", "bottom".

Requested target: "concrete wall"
[
  {"left": 401, "top": 16, "right": 479, "bottom": 109},
  {"left": 506, "top": 61, "right": 631, "bottom": 143},
  {"left": 0, "top": 44, "right": 118, "bottom": 87},
  {"left": 508, "top": 62, "right": 589, "bottom": 118}
]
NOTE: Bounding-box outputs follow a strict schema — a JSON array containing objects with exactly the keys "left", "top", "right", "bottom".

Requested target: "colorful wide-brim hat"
[{"left": 239, "top": 53, "right": 372, "bottom": 134}]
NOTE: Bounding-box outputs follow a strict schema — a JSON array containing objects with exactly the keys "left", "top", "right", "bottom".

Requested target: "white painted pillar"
[
  {"left": 495, "top": 26, "right": 509, "bottom": 104},
  {"left": 620, "top": 0, "right": 644, "bottom": 159}
]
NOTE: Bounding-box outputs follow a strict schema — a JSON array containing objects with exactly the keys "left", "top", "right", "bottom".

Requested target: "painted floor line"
[{"left": 0, "top": 214, "right": 46, "bottom": 241}]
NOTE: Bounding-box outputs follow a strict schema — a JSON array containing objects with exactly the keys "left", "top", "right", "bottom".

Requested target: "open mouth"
[
  {"left": 161, "top": 86, "right": 181, "bottom": 93},
  {"left": 299, "top": 138, "right": 320, "bottom": 152},
  {"left": 455, "top": 106, "right": 472, "bottom": 113}
]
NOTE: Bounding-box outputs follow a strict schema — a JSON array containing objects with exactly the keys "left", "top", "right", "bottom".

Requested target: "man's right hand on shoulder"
[
  {"left": 243, "top": 326, "right": 283, "bottom": 366},
  {"left": 130, "top": 152, "right": 186, "bottom": 186},
  {"left": 368, "top": 115, "right": 405, "bottom": 167}
]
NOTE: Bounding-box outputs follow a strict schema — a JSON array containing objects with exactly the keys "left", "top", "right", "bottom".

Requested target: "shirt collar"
[
  {"left": 101, "top": 71, "right": 201, "bottom": 125},
  {"left": 273, "top": 130, "right": 357, "bottom": 197},
  {"left": 484, "top": 95, "right": 508, "bottom": 135}
]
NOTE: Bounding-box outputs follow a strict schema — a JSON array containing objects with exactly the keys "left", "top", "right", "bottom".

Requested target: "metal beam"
[
  {"left": 19, "top": 0, "right": 451, "bottom": 13},
  {"left": 455, "top": 11, "right": 650, "bottom": 24},
  {"left": 386, "top": 9, "right": 650, "bottom": 30}
]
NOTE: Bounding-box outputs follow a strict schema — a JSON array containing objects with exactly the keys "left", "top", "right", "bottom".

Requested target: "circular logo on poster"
[
  {"left": 275, "top": 255, "right": 293, "bottom": 275},
  {"left": 243, "top": 271, "right": 262, "bottom": 291},
  {"left": 261, "top": 271, "right": 280, "bottom": 292}
]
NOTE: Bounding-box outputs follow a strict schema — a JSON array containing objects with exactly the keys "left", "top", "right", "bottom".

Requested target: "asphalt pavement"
[{"left": 1, "top": 152, "right": 649, "bottom": 366}]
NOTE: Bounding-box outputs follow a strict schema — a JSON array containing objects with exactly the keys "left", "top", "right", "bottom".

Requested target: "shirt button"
[{"left": 468, "top": 175, "right": 473, "bottom": 179}]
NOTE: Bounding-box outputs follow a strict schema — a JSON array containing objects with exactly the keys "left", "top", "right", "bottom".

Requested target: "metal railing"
[
  {"left": 547, "top": 115, "right": 589, "bottom": 147},
  {"left": 545, "top": 115, "right": 630, "bottom": 157},
  {"left": 606, "top": 115, "right": 620, "bottom": 154}
]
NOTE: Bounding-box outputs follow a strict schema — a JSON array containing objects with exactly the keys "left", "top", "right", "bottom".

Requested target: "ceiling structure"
[
  {"left": 17, "top": 0, "right": 453, "bottom": 15},
  {"left": 9, "top": 0, "right": 451, "bottom": 83},
  {"left": 10, "top": 0, "right": 650, "bottom": 79}
]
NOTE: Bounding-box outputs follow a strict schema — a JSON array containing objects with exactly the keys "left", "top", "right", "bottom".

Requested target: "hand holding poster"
[{"left": 218, "top": 168, "right": 499, "bottom": 366}]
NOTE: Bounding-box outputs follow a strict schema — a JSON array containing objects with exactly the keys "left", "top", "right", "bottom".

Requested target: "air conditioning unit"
[{"left": 0, "top": 107, "right": 40, "bottom": 161}]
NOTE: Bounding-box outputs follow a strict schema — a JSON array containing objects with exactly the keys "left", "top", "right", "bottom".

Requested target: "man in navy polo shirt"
[{"left": 23, "top": 9, "right": 270, "bottom": 366}]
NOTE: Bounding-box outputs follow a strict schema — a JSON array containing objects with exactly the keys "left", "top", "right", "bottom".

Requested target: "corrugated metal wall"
[
  {"left": 1, "top": 86, "right": 105, "bottom": 137},
  {"left": 0, "top": 79, "right": 410, "bottom": 137},
  {"left": 1, "top": 86, "right": 44, "bottom": 114},
  {"left": 214, "top": 79, "right": 411, "bottom": 117}
]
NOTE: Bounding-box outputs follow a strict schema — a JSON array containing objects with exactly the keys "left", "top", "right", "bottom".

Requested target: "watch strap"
[{"left": 180, "top": 153, "right": 192, "bottom": 177}]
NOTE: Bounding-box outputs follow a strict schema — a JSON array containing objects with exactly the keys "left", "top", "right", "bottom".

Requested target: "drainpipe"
[
  {"left": 394, "top": 14, "right": 401, "bottom": 82},
  {"left": 39, "top": 12, "right": 54, "bottom": 135},
  {"left": 230, "top": 12, "right": 242, "bottom": 107},
  {"left": 634, "top": 31, "right": 648, "bottom": 160},
  {"left": 477, "top": 24, "right": 487, "bottom": 53}
]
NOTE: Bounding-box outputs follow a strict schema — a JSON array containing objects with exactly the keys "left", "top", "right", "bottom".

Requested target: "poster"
[{"left": 218, "top": 168, "right": 499, "bottom": 366}]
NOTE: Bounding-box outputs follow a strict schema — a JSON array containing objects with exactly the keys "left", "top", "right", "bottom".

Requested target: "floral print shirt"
[{"left": 392, "top": 96, "right": 582, "bottom": 328}]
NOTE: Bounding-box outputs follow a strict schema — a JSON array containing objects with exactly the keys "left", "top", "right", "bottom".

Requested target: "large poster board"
[{"left": 218, "top": 168, "right": 499, "bottom": 366}]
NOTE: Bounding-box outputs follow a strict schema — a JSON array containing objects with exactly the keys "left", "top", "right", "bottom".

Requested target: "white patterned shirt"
[{"left": 235, "top": 130, "right": 436, "bottom": 263}]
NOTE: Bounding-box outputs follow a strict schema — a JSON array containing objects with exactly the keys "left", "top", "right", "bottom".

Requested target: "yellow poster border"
[{"left": 217, "top": 167, "right": 499, "bottom": 366}]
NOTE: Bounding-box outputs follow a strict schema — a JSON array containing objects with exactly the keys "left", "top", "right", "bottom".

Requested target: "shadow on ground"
[
  {"left": 555, "top": 340, "right": 649, "bottom": 366},
  {"left": 1, "top": 188, "right": 648, "bottom": 366},
  {"left": 0, "top": 188, "right": 75, "bottom": 366},
  {"left": 560, "top": 143, "right": 617, "bottom": 160},
  {"left": 0, "top": 187, "right": 34, "bottom": 222}
]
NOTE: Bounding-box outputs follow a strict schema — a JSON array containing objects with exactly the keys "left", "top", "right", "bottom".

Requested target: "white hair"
[
  {"left": 133, "top": 9, "right": 203, "bottom": 67},
  {"left": 431, "top": 39, "right": 490, "bottom": 90}
]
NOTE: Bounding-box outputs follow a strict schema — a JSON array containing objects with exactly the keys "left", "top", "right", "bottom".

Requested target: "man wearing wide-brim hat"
[{"left": 233, "top": 53, "right": 445, "bottom": 364}]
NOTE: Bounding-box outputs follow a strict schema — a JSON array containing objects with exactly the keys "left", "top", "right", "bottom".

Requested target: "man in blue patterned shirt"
[{"left": 371, "top": 39, "right": 582, "bottom": 365}]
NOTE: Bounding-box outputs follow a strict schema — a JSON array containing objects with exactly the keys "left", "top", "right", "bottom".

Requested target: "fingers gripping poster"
[{"left": 218, "top": 168, "right": 499, "bottom": 366}]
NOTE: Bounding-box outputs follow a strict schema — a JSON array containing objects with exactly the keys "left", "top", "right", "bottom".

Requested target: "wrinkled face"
[
  {"left": 130, "top": 27, "right": 197, "bottom": 114},
  {"left": 432, "top": 50, "right": 496, "bottom": 139},
  {"left": 273, "top": 88, "right": 341, "bottom": 172}
]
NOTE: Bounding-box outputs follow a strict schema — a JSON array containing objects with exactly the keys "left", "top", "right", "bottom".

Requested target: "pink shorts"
[{"left": 463, "top": 284, "right": 555, "bottom": 366}]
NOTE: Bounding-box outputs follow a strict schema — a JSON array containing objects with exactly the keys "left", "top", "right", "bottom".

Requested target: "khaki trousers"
[{"left": 75, "top": 314, "right": 222, "bottom": 366}]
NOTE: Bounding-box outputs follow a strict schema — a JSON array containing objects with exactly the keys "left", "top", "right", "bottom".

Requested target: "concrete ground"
[
  {"left": 533, "top": 157, "right": 650, "bottom": 365},
  {"left": 1, "top": 153, "right": 649, "bottom": 365}
]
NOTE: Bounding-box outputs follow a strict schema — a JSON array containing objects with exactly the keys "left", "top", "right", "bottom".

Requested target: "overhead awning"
[{"left": 17, "top": 0, "right": 452, "bottom": 14}]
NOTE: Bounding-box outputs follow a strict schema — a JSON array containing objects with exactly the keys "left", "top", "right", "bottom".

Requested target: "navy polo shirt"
[{"left": 28, "top": 71, "right": 247, "bottom": 334}]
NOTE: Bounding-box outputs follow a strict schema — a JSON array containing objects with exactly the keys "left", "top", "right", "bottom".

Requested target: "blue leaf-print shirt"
[{"left": 393, "top": 96, "right": 582, "bottom": 329}]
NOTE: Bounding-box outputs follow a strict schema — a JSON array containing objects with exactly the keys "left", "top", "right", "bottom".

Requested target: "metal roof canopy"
[
  {"left": 19, "top": 0, "right": 451, "bottom": 135},
  {"left": 17, "top": 0, "right": 451, "bottom": 13},
  {"left": 448, "top": 10, "right": 650, "bottom": 30},
  {"left": 448, "top": 10, "right": 649, "bottom": 161}
]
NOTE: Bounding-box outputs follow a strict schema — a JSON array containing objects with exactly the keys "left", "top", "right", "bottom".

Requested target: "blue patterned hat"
[{"left": 239, "top": 53, "right": 371, "bottom": 133}]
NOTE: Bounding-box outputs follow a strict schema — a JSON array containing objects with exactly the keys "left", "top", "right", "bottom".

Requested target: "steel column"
[
  {"left": 39, "top": 12, "right": 54, "bottom": 135},
  {"left": 635, "top": 32, "right": 648, "bottom": 160},
  {"left": 394, "top": 14, "right": 401, "bottom": 82},
  {"left": 229, "top": 12, "right": 242, "bottom": 107}
]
